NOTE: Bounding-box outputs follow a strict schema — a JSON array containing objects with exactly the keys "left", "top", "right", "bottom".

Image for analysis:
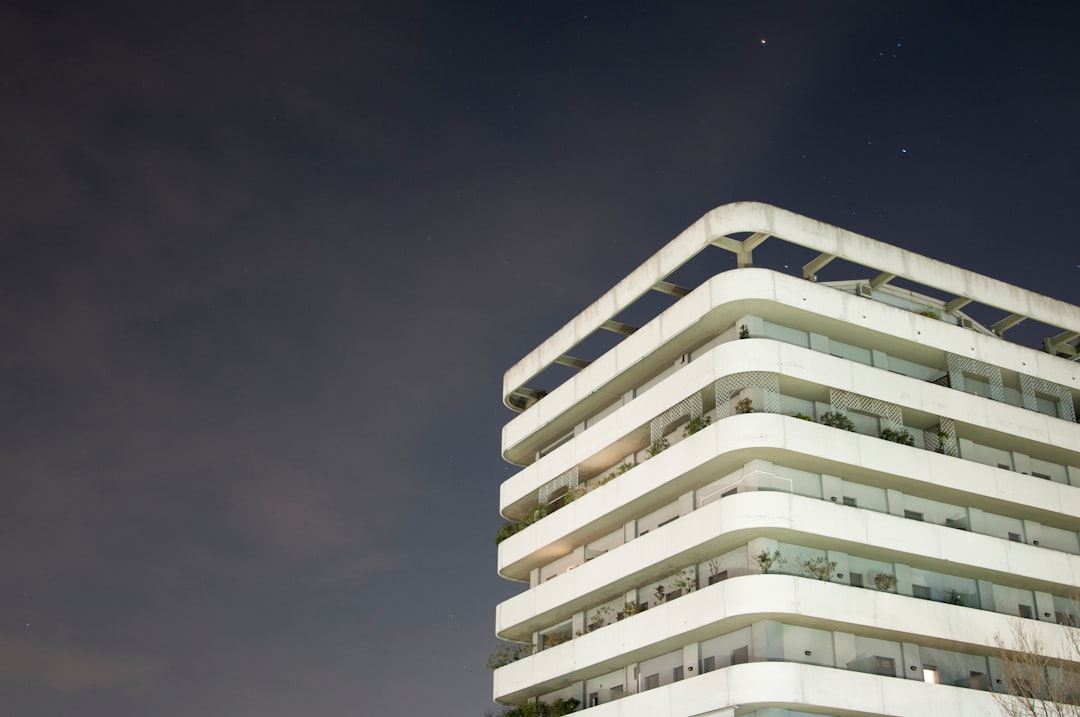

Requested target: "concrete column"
[
  {"left": 830, "top": 551, "right": 850, "bottom": 585},
  {"left": 682, "top": 644, "right": 699, "bottom": 680},
  {"left": 901, "top": 643, "right": 923, "bottom": 680},
  {"left": 678, "top": 491, "right": 695, "bottom": 517},
  {"left": 967, "top": 507, "right": 986, "bottom": 535},
  {"left": 833, "top": 632, "right": 857, "bottom": 668},
  {"left": 809, "top": 332, "right": 830, "bottom": 354},
  {"left": 572, "top": 611, "right": 585, "bottom": 636},
  {"left": 871, "top": 349, "right": 889, "bottom": 369},
  {"left": 1034, "top": 591, "right": 1056, "bottom": 622},
  {"left": 1067, "top": 465, "right": 1080, "bottom": 487},
  {"left": 1024, "top": 520, "right": 1043, "bottom": 546},
  {"left": 895, "top": 564, "right": 913, "bottom": 596},
  {"left": 822, "top": 474, "right": 843, "bottom": 504},
  {"left": 756, "top": 620, "right": 783, "bottom": 661},
  {"left": 1013, "top": 452, "right": 1032, "bottom": 475},
  {"left": 572, "top": 545, "right": 586, "bottom": 567},
  {"left": 886, "top": 489, "right": 905, "bottom": 517}
]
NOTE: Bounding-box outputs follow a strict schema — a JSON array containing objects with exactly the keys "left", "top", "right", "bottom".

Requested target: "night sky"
[{"left": 2, "top": 2, "right": 1079, "bottom": 715}]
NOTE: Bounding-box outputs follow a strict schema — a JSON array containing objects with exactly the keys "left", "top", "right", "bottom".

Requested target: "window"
[
  {"left": 1019, "top": 604, "right": 1034, "bottom": 619},
  {"left": 1033, "top": 471, "right": 1052, "bottom": 480},
  {"left": 702, "top": 656, "right": 716, "bottom": 673},
  {"left": 923, "top": 664, "right": 940, "bottom": 683},
  {"left": 732, "top": 646, "right": 750, "bottom": 664},
  {"left": 1009, "top": 532, "right": 1022, "bottom": 542},
  {"left": 673, "top": 666, "right": 684, "bottom": 682},
  {"left": 842, "top": 496, "right": 857, "bottom": 507},
  {"left": 998, "top": 463, "right": 1012, "bottom": 470},
  {"left": 644, "top": 673, "right": 660, "bottom": 691},
  {"left": 913, "top": 585, "right": 932, "bottom": 599},
  {"left": 849, "top": 572, "right": 864, "bottom": 587},
  {"left": 721, "top": 487, "right": 738, "bottom": 499},
  {"left": 588, "top": 693, "right": 599, "bottom": 707},
  {"left": 905, "top": 510, "right": 924, "bottom": 521}
]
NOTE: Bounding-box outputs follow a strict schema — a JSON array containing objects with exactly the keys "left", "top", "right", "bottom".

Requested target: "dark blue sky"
[{"left": 1, "top": 2, "right": 1078, "bottom": 715}]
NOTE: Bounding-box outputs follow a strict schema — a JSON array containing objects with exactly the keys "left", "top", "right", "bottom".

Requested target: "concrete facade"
[{"left": 494, "top": 203, "right": 1080, "bottom": 716}]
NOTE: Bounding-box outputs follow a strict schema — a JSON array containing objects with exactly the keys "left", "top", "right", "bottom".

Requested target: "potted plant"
[
  {"left": 647, "top": 437, "right": 669, "bottom": 457},
  {"left": 683, "top": 415, "right": 711, "bottom": 437},
  {"left": 802, "top": 556, "right": 838, "bottom": 581},
  {"left": 820, "top": 412, "right": 855, "bottom": 431},
  {"left": 873, "top": 573, "right": 898, "bottom": 592},
  {"left": 754, "top": 549, "right": 785, "bottom": 574},
  {"left": 880, "top": 427, "right": 915, "bottom": 446}
]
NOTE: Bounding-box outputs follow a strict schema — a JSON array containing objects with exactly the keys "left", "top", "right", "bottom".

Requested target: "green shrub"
[
  {"left": 880, "top": 427, "right": 914, "bottom": 446},
  {"left": 486, "top": 642, "right": 534, "bottom": 669},
  {"left": 683, "top": 415, "right": 711, "bottom": 437},
  {"left": 820, "top": 411, "right": 855, "bottom": 431}
]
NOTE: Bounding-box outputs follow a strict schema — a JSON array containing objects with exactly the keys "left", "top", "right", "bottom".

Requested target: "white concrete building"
[{"left": 493, "top": 202, "right": 1080, "bottom": 717}]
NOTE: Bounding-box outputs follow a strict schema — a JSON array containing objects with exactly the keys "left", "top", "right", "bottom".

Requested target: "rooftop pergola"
[{"left": 504, "top": 202, "right": 1080, "bottom": 410}]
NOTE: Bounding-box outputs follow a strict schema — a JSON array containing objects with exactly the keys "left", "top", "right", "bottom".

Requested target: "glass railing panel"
[
  {"left": 919, "top": 646, "right": 990, "bottom": 690},
  {"left": 848, "top": 635, "right": 904, "bottom": 678}
]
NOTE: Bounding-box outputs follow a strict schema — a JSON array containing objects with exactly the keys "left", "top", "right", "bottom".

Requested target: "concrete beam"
[
  {"left": 869, "top": 271, "right": 897, "bottom": 289},
  {"left": 554, "top": 354, "right": 591, "bottom": 370},
  {"left": 652, "top": 280, "right": 691, "bottom": 298},
  {"left": 802, "top": 252, "right": 836, "bottom": 281},
  {"left": 991, "top": 313, "right": 1027, "bottom": 336},
  {"left": 709, "top": 235, "right": 744, "bottom": 253},
  {"left": 600, "top": 320, "right": 638, "bottom": 336},
  {"left": 944, "top": 297, "right": 973, "bottom": 314},
  {"left": 742, "top": 232, "right": 770, "bottom": 251},
  {"left": 503, "top": 202, "right": 1080, "bottom": 408}
]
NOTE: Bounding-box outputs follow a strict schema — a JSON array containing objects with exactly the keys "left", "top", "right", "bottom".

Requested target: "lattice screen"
[
  {"left": 923, "top": 416, "right": 958, "bottom": 457},
  {"left": 946, "top": 352, "right": 1005, "bottom": 402},
  {"left": 714, "top": 371, "right": 780, "bottom": 418},
  {"left": 1020, "top": 374, "right": 1076, "bottom": 422},
  {"left": 650, "top": 393, "right": 703, "bottom": 444},
  {"left": 539, "top": 465, "right": 579, "bottom": 505},
  {"left": 829, "top": 389, "right": 904, "bottom": 431}
]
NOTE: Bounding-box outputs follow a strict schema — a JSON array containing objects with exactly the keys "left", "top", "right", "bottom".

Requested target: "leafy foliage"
[
  {"left": 494, "top": 505, "right": 549, "bottom": 544},
  {"left": 486, "top": 642, "right": 534, "bottom": 670},
  {"left": 820, "top": 411, "right": 855, "bottom": 431},
  {"left": 754, "top": 549, "right": 785, "bottom": 574},
  {"left": 873, "top": 572, "right": 897, "bottom": 591},
  {"left": 647, "top": 437, "right": 669, "bottom": 457},
  {"left": 801, "top": 556, "right": 837, "bottom": 581},
  {"left": 682, "top": 415, "right": 711, "bottom": 437},
  {"left": 880, "top": 427, "right": 915, "bottom": 446}
]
